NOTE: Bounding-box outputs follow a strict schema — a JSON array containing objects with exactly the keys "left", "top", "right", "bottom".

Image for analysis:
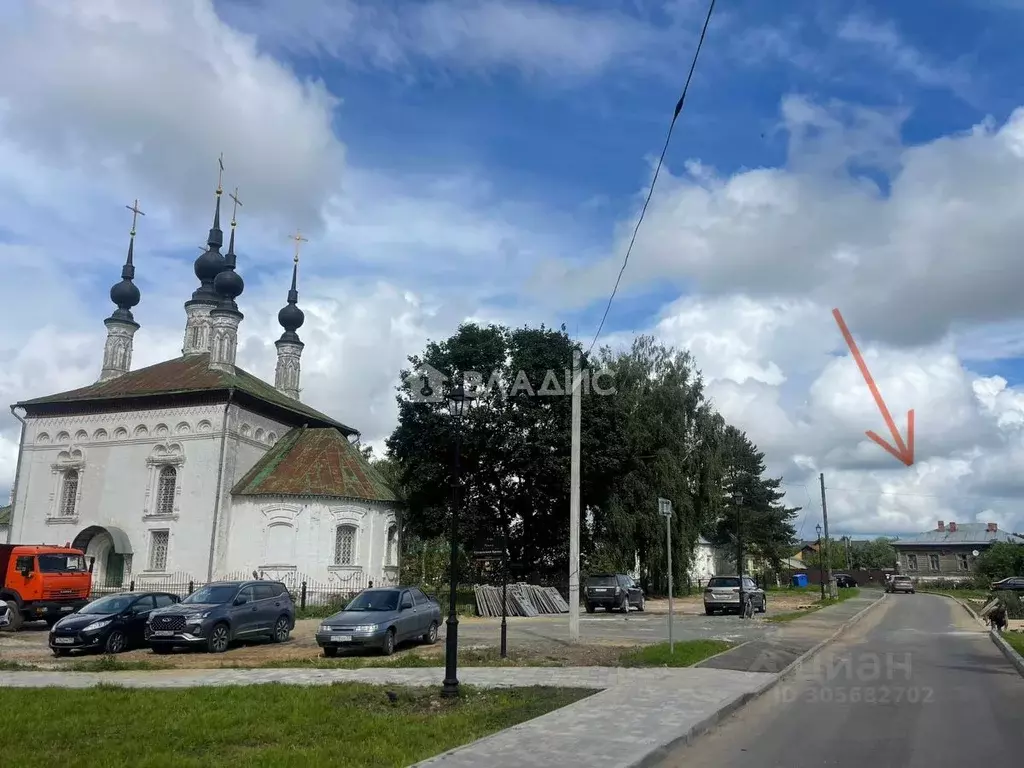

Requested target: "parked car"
[
  {"left": 315, "top": 586, "right": 441, "bottom": 657},
  {"left": 49, "top": 591, "right": 180, "bottom": 656},
  {"left": 0, "top": 601, "right": 10, "bottom": 629},
  {"left": 990, "top": 577, "right": 1024, "bottom": 591},
  {"left": 704, "top": 576, "right": 767, "bottom": 615},
  {"left": 834, "top": 574, "right": 858, "bottom": 588},
  {"left": 886, "top": 575, "right": 915, "bottom": 594},
  {"left": 584, "top": 573, "right": 645, "bottom": 613},
  {"left": 146, "top": 580, "right": 295, "bottom": 654}
]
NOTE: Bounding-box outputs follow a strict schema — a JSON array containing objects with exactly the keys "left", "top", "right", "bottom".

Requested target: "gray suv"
[
  {"left": 704, "top": 576, "right": 767, "bottom": 615},
  {"left": 146, "top": 580, "right": 295, "bottom": 653}
]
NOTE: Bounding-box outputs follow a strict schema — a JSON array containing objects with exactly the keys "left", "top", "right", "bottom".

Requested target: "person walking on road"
[{"left": 989, "top": 603, "right": 1008, "bottom": 632}]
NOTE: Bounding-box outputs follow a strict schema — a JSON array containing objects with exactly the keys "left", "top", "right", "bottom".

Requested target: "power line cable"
[{"left": 586, "top": 0, "right": 718, "bottom": 356}]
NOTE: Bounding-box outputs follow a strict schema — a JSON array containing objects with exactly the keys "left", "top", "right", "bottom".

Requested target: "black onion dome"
[
  {"left": 194, "top": 248, "right": 225, "bottom": 281},
  {"left": 214, "top": 266, "right": 244, "bottom": 300},
  {"left": 110, "top": 277, "right": 141, "bottom": 310},
  {"left": 277, "top": 257, "right": 304, "bottom": 340},
  {"left": 278, "top": 301, "right": 304, "bottom": 333},
  {"left": 213, "top": 222, "right": 244, "bottom": 311},
  {"left": 192, "top": 186, "right": 227, "bottom": 291},
  {"left": 108, "top": 232, "right": 141, "bottom": 322}
]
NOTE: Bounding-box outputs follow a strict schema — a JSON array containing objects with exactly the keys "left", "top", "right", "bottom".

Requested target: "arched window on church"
[
  {"left": 334, "top": 525, "right": 356, "bottom": 566},
  {"left": 156, "top": 466, "right": 177, "bottom": 516},
  {"left": 60, "top": 470, "right": 79, "bottom": 517},
  {"left": 385, "top": 525, "right": 398, "bottom": 567}
]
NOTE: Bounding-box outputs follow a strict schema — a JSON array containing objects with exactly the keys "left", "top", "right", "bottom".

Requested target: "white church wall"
[
  {"left": 208, "top": 405, "right": 289, "bottom": 577},
  {"left": 225, "top": 496, "right": 399, "bottom": 593},
  {"left": 11, "top": 405, "right": 226, "bottom": 585}
]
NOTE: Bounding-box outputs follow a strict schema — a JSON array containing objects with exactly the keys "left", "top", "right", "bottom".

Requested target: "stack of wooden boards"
[{"left": 474, "top": 583, "right": 570, "bottom": 617}]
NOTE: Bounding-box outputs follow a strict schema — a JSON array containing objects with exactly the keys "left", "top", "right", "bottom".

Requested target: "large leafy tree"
[
  {"left": 387, "top": 325, "right": 799, "bottom": 589},
  {"left": 587, "top": 337, "right": 723, "bottom": 592},
  {"left": 386, "top": 322, "right": 625, "bottom": 577}
]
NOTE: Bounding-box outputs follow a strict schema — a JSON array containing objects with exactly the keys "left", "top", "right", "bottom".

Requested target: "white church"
[{"left": 5, "top": 176, "right": 401, "bottom": 593}]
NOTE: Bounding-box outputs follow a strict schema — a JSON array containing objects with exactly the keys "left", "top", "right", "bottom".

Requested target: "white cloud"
[
  {"left": 550, "top": 95, "right": 1024, "bottom": 352},
  {"left": 216, "top": 0, "right": 687, "bottom": 82},
  {"left": 648, "top": 291, "right": 1024, "bottom": 536},
  {"left": 0, "top": 0, "right": 343, "bottom": 229},
  {"left": 3, "top": 0, "right": 1024, "bottom": 543},
  {"left": 836, "top": 14, "right": 974, "bottom": 99}
]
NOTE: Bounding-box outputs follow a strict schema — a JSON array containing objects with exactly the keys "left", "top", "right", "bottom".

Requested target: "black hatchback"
[{"left": 49, "top": 591, "right": 180, "bottom": 656}]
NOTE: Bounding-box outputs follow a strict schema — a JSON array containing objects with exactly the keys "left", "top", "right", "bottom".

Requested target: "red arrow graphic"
[{"left": 832, "top": 308, "right": 915, "bottom": 466}]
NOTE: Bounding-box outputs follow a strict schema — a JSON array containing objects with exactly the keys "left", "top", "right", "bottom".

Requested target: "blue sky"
[
  {"left": 5, "top": 0, "right": 1024, "bottom": 535},
  {"left": 208, "top": 0, "right": 1024, "bottom": 348}
]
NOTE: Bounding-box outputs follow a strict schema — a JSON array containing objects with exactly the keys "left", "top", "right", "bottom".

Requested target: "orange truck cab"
[{"left": 0, "top": 544, "right": 93, "bottom": 630}]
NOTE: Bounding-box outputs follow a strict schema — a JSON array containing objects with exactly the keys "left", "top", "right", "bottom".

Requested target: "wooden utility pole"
[
  {"left": 820, "top": 473, "right": 835, "bottom": 598},
  {"left": 568, "top": 351, "right": 582, "bottom": 643}
]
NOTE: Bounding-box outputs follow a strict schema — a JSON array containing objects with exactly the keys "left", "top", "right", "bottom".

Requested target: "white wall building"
[
  {"left": 6, "top": 180, "right": 399, "bottom": 593},
  {"left": 688, "top": 536, "right": 717, "bottom": 584}
]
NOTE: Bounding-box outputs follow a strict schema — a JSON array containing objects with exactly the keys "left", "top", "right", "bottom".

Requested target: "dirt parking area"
[
  {"left": 643, "top": 590, "right": 823, "bottom": 616},
  {"left": 0, "top": 618, "right": 634, "bottom": 669},
  {"left": 0, "top": 590, "right": 829, "bottom": 670}
]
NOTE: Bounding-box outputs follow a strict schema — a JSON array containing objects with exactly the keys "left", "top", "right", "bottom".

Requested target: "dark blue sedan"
[{"left": 49, "top": 591, "right": 180, "bottom": 656}]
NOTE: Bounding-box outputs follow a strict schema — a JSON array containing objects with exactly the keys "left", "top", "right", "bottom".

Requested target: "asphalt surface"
[
  {"left": 443, "top": 610, "right": 774, "bottom": 648},
  {"left": 656, "top": 592, "right": 1024, "bottom": 768}
]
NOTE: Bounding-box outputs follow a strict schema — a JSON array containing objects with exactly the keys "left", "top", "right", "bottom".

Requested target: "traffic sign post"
[{"left": 658, "top": 498, "right": 674, "bottom": 653}]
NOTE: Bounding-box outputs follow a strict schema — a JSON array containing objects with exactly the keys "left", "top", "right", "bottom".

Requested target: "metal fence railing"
[{"left": 88, "top": 570, "right": 386, "bottom": 614}]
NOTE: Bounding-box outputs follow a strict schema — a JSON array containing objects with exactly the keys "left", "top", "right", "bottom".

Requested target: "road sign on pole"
[{"left": 658, "top": 498, "right": 674, "bottom": 653}]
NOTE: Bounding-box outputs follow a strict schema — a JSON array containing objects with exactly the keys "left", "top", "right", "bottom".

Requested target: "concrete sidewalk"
[
  {"left": 416, "top": 592, "right": 885, "bottom": 768},
  {"left": 697, "top": 592, "right": 881, "bottom": 674}
]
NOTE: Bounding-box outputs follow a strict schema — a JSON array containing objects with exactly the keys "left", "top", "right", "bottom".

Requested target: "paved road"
[
  {"left": 445, "top": 610, "right": 774, "bottom": 648},
  {"left": 656, "top": 593, "right": 1024, "bottom": 767}
]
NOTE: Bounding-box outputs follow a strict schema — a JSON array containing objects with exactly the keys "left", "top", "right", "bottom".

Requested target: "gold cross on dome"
[
  {"left": 290, "top": 229, "right": 308, "bottom": 263},
  {"left": 229, "top": 187, "right": 242, "bottom": 227},
  {"left": 216, "top": 153, "right": 225, "bottom": 194},
  {"left": 125, "top": 199, "right": 145, "bottom": 236}
]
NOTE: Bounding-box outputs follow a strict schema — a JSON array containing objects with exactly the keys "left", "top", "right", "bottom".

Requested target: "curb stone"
[
  {"left": 629, "top": 592, "right": 887, "bottom": 768},
  {"left": 989, "top": 630, "right": 1024, "bottom": 679},
  {"left": 932, "top": 591, "right": 1024, "bottom": 681}
]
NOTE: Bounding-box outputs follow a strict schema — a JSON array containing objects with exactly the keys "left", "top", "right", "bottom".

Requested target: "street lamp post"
[
  {"left": 735, "top": 491, "right": 745, "bottom": 619},
  {"left": 441, "top": 382, "right": 474, "bottom": 698},
  {"left": 816, "top": 523, "right": 825, "bottom": 601}
]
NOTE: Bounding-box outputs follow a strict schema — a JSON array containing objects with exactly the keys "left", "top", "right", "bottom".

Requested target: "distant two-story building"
[{"left": 892, "top": 520, "right": 1024, "bottom": 581}]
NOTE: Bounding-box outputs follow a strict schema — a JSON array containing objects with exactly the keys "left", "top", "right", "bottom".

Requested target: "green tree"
[
  {"left": 387, "top": 322, "right": 625, "bottom": 578},
  {"left": 710, "top": 426, "right": 799, "bottom": 573},
  {"left": 850, "top": 537, "right": 897, "bottom": 569},
  {"left": 976, "top": 541, "right": 1024, "bottom": 580},
  {"left": 588, "top": 337, "right": 722, "bottom": 593},
  {"left": 805, "top": 539, "right": 849, "bottom": 571}
]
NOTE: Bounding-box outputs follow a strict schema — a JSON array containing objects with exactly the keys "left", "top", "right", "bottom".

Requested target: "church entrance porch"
[{"left": 72, "top": 526, "right": 133, "bottom": 592}]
